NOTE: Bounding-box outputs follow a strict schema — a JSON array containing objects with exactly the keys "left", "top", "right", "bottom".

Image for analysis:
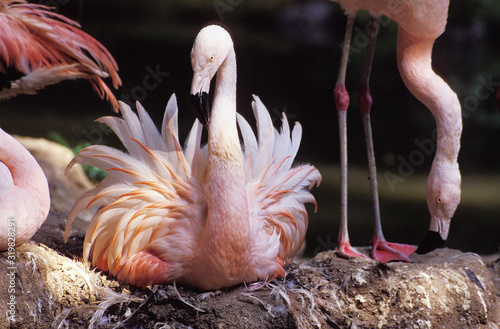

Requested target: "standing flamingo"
[
  {"left": 0, "top": 0, "right": 121, "bottom": 251},
  {"left": 331, "top": 0, "right": 462, "bottom": 261},
  {"left": 64, "top": 25, "right": 321, "bottom": 290}
]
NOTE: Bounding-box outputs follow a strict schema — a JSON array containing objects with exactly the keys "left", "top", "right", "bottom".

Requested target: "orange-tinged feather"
[
  {"left": 91, "top": 154, "right": 123, "bottom": 162},
  {"left": 0, "top": 0, "right": 121, "bottom": 110},
  {"left": 106, "top": 167, "right": 141, "bottom": 177},
  {"left": 276, "top": 209, "right": 297, "bottom": 227}
]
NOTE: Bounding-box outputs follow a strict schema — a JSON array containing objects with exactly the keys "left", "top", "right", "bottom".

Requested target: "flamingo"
[
  {"left": 331, "top": 0, "right": 462, "bottom": 261},
  {"left": 64, "top": 25, "right": 321, "bottom": 290},
  {"left": 0, "top": 0, "right": 121, "bottom": 251},
  {"left": 0, "top": 129, "right": 50, "bottom": 251}
]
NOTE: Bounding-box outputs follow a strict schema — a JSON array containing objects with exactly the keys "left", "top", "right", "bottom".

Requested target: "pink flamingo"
[
  {"left": 0, "top": 0, "right": 121, "bottom": 251},
  {"left": 65, "top": 25, "right": 321, "bottom": 290},
  {"left": 331, "top": 0, "right": 462, "bottom": 261},
  {"left": 0, "top": 129, "right": 50, "bottom": 251}
]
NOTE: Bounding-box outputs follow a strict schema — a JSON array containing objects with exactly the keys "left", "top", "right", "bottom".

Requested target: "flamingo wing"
[
  {"left": 65, "top": 94, "right": 206, "bottom": 286},
  {"left": 238, "top": 95, "right": 322, "bottom": 261},
  {"left": 0, "top": 0, "right": 121, "bottom": 110}
]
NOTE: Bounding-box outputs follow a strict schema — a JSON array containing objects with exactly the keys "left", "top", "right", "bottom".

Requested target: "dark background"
[{"left": 2, "top": 0, "right": 499, "bottom": 256}]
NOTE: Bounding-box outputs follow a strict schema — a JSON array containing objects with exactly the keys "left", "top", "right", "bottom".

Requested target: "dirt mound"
[{"left": 1, "top": 211, "right": 498, "bottom": 328}]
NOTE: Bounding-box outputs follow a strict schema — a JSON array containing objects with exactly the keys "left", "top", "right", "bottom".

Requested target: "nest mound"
[{"left": 1, "top": 212, "right": 498, "bottom": 328}]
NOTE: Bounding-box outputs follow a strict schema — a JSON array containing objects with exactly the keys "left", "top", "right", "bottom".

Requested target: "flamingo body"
[
  {"left": 332, "top": 0, "right": 462, "bottom": 255},
  {"left": 0, "top": 129, "right": 50, "bottom": 250},
  {"left": 337, "top": 0, "right": 448, "bottom": 39},
  {"left": 65, "top": 25, "right": 321, "bottom": 290}
]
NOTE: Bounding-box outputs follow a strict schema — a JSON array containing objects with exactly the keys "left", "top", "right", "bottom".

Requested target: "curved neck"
[
  {"left": 396, "top": 30, "right": 462, "bottom": 164},
  {"left": 0, "top": 129, "right": 49, "bottom": 205},
  {"left": 209, "top": 49, "right": 238, "bottom": 146},
  {"left": 202, "top": 48, "right": 250, "bottom": 257}
]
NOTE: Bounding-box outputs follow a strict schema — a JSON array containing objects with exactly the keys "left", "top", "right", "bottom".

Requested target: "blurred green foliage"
[{"left": 48, "top": 131, "right": 106, "bottom": 183}]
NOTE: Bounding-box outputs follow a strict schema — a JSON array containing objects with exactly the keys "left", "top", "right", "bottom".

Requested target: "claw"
[{"left": 273, "top": 257, "right": 286, "bottom": 278}]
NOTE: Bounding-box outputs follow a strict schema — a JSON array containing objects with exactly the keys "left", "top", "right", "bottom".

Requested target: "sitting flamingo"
[
  {"left": 65, "top": 25, "right": 321, "bottom": 290},
  {"left": 0, "top": 0, "right": 121, "bottom": 251}
]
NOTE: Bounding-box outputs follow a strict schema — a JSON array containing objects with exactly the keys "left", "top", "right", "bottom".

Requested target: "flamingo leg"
[
  {"left": 334, "top": 14, "right": 370, "bottom": 260},
  {"left": 356, "top": 15, "right": 416, "bottom": 263}
]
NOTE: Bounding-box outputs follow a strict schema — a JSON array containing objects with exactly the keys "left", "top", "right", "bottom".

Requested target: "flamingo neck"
[
  {"left": 209, "top": 49, "right": 238, "bottom": 147},
  {"left": 0, "top": 129, "right": 50, "bottom": 243},
  {"left": 202, "top": 49, "right": 250, "bottom": 266},
  {"left": 396, "top": 30, "right": 462, "bottom": 165},
  {"left": 0, "top": 130, "right": 47, "bottom": 194}
]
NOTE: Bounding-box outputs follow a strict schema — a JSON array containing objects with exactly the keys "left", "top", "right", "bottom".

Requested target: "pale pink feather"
[
  {"left": 65, "top": 94, "right": 321, "bottom": 289},
  {"left": 0, "top": 0, "right": 121, "bottom": 110}
]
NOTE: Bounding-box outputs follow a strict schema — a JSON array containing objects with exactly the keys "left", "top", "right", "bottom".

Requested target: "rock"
[
  {"left": 1, "top": 211, "right": 498, "bottom": 328},
  {"left": 293, "top": 249, "right": 500, "bottom": 328}
]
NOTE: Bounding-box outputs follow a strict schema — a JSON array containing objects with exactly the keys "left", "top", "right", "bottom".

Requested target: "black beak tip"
[
  {"left": 190, "top": 92, "right": 210, "bottom": 126},
  {"left": 415, "top": 231, "right": 446, "bottom": 255}
]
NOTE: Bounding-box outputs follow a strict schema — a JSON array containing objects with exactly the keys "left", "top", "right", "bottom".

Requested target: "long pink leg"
[
  {"left": 356, "top": 15, "right": 416, "bottom": 262},
  {"left": 334, "top": 14, "right": 370, "bottom": 260}
]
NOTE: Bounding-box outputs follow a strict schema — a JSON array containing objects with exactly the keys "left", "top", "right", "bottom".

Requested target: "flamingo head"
[
  {"left": 416, "top": 161, "right": 461, "bottom": 254},
  {"left": 190, "top": 25, "right": 234, "bottom": 126}
]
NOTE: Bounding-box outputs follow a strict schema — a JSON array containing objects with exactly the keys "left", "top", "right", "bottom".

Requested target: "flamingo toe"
[
  {"left": 337, "top": 241, "right": 371, "bottom": 260},
  {"left": 372, "top": 241, "right": 417, "bottom": 263}
]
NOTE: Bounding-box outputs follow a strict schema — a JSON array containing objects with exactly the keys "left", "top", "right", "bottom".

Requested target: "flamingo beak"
[
  {"left": 190, "top": 92, "right": 210, "bottom": 126},
  {"left": 415, "top": 216, "right": 449, "bottom": 254},
  {"left": 190, "top": 73, "right": 211, "bottom": 126},
  {"left": 416, "top": 231, "right": 445, "bottom": 254}
]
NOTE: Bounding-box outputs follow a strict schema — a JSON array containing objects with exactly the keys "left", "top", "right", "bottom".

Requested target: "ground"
[
  {"left": 1, "top": 137, "right": 499, "bottom": 328},
  {"left": 1, "top": 212, "right": 499, "bottom": 328}
]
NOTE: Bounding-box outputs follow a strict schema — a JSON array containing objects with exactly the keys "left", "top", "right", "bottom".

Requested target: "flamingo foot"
[
  {"left": 274, "top": 257, "right": 286, "bottom": 278},
  {"left": 371, "top": 240, "right": 417, "bottom": 263},
  {"left": 337, "top": 241, "right": 371, "bottom": 260}
]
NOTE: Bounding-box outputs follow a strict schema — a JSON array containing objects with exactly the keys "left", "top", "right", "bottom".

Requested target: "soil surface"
[{"left": 1, "top": 211, "right": 499, "bottom": 328}]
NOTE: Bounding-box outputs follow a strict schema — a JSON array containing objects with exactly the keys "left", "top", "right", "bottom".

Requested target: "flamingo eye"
[
  {"left": 209, "top": 56, "right": 214, "bottom": 61},
  {"left": 437, "top": 197, "right": 442, "bottom": 203}
]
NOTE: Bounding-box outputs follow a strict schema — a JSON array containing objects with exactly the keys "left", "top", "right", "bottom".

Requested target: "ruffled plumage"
[
  {"left": 65, "top": 93, "right": 321, "bottom": 289},
  {"left": 0, "top": 0, "right": 121, "bottom": 110}
]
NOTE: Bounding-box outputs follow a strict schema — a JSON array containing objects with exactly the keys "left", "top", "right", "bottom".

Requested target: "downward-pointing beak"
[
  {"left": 416, "top": 231, "right": 445, "bottom": 254},
  {"left": 190, "top": 92, "right": 210, "bottom": 126},
  {"left": 415, "top": 216, "right": 449, "bottom": 254},
  {"left": 190, "top": 73, "right": 211, "bottom": 126}
]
